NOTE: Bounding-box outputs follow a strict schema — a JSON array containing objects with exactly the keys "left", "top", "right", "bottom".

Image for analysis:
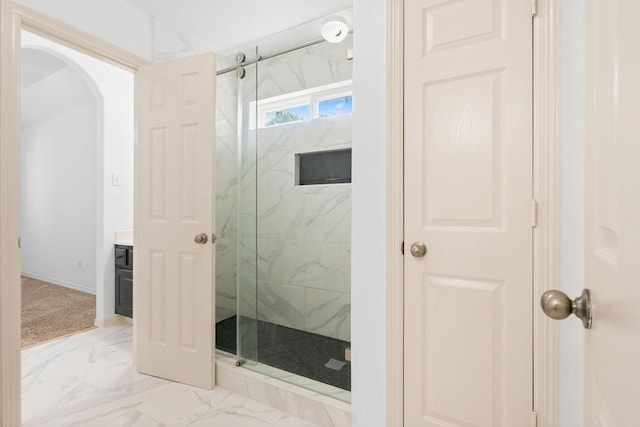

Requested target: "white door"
[
  {"left": 404, "top": 1, "right": 533, "bottom": 426},
  {"left": 584, "top": 1, "right": 640, "bottom": 424},
  {"left": 135, "top": 53, "right": 216, "bottom": 389}
]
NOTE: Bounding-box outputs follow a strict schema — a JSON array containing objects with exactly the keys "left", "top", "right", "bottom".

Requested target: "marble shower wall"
[
  {"left": 253, "top": 37, "right": 352, "bottom": 342},
  {"left": 254, "top": 116, "right": 352, "bottom": 342},
  {"left": 215, "top": 38, "right": 352, "bottom": 343}
]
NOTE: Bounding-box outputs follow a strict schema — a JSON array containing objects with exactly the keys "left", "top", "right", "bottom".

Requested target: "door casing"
[
  {"left": 0, "top": 2, "right": 147, "bottom": 425},
  {"left": 385, "top": 0, "right": 561, "bottom": 425}
]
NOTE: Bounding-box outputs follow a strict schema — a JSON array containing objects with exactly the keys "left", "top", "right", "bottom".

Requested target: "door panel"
[
  {"left": 585, "top": 1, "right": 640, "bottom": 424},
  {"left": 135, "top": 53, "right": 216, "bottom": 389},
  {"left": 404, "top": 1, "right": 532, "bottom": 426},
  {"left": 421, "top": 276, "right": 506, "bottom": 426},
  {"left": 423, "top": 70, "right": 504, "bottom": 228}
]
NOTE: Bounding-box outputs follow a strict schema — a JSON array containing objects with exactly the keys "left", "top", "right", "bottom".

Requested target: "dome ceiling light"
[{"left": 321, "top": 16, "right": 349, "bottom": 44}]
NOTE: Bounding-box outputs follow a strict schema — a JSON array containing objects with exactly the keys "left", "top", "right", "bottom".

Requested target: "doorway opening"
[
  {"left": 19, "top": 30, "right": 135, "bottom": 423},
  {"left": 20, "top": 44, "right": 99, "bottom": 348}
]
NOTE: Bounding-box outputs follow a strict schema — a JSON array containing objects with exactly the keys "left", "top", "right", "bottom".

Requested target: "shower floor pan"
[{"left": 216, "top": 315, "right": 351, "bottom": 392}]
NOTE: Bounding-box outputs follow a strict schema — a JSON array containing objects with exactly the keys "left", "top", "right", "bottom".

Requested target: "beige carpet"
[{"left": 21, "top": 276, "right": 96, "bottom": 348}]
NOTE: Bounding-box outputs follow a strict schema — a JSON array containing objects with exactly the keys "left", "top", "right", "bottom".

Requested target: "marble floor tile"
[{"left": 21, "top": 324, "right": 318, "bottom": 427}]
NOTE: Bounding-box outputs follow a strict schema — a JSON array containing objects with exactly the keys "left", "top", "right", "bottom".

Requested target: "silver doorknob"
[
  {"left": 540, "top": 289, "right": 592, "bottom": 329},
  {"left": 194, "top": 233, "right": 208, "bottom": 244},
  {"left": 410, "top": 242, "right": 427, "bottom": 258}
]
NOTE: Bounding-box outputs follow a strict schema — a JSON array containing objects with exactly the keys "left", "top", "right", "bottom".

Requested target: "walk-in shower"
[{"left": 215, "top": 23, "right": 352, "bottom": 401}]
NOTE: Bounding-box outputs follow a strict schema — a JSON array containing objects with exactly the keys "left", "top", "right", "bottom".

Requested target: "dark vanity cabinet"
[{"left": 115, "top": 245, "right": 133, "bottom": 318}]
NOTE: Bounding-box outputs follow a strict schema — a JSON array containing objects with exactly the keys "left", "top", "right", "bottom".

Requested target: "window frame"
[{"left": 250, "top": 80, "right": 353, "bottom": 129}]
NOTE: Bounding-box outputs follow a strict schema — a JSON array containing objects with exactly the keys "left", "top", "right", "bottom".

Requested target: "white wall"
[
  {"left": 16, "top": 0, "right": 153, "bottom": 61},
  {"left": 558, "top": 0, "right": 585, "bottom": 425},
  {"left": 21, "top": 102, "right": 98, "bottom": 293},
  {"left": 351, "top": 0, "right": 387, "bottom": 425},
  {"left": 22, "top": 32, "right": 135, "bottom": 323}
]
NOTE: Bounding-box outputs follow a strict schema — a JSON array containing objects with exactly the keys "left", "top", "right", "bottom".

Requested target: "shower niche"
[
  {"left": 214, "top": 29, "right": 353, "bottom": 401},
  {"left": 296, "top": 148, "right": 352, "bottom": 186}
]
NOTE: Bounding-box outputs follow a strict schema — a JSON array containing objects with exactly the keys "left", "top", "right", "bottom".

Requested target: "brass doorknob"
[
  {"left": 540, "top": 289, "right": 592, "bottom": 329},
  {"left": 194, "top": 233, "right": 208, "bottom": 244}
]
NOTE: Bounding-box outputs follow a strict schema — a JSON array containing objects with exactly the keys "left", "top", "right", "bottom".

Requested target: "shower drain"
[{"left": 324, "top": 358, "right": 347, "bottom": 371}]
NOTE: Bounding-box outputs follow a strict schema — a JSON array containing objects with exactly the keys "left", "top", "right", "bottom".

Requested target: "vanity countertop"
[{"left": 115, "top": 230, "right": 133, "bottom": 246}]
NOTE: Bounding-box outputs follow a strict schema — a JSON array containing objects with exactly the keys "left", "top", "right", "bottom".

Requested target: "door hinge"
[
  {"left": 531, "top": 411, "right": 538, "bottom": 427},
  {"left": 531, "top": 199, "right": 538, "bottom": 227},
  {"left": 531, "top": 0, "right": 538, "bottom": 16}
]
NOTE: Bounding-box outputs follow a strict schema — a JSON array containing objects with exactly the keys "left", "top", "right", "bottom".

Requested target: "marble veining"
[
  {"left": 22, "top": 325, "right": 318, "bottom": 427},
  {"left": 255, "top": 36, "right": 353, "bottom": 101},
  {"left": 304, "top": 289, "right": 351, "bottom": 342},
  {"left": 266, "top": 240, "right": 350, "bottom": 292},
  {"left": 257, "top": 281, "right": 306, "bottom": 329},
  {"left": 257, "top": 194, "right": 307, "bottom": 240},
  {"left": 304, "top": 193, "right": 351, "bottom": 243}
]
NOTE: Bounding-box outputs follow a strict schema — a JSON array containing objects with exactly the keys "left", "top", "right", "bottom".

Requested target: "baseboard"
[
  {"left": 94, "top": 315, "right": 131, "bottom": 328},
  {"left": 21, "top": 272, "right": 96, "bottom": 295}
]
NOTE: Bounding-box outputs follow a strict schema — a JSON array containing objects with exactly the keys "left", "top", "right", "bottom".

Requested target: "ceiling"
[
  {"left": 19, "top": 1, "right": 354, "bottom": 127},
  {"left": 21, "top": 48, "right": 97, "bottom": 128},
  {"left": 122, "top": 0, "right": 353, "bottom": 55},
  {"left": 21, "top": 48, "right": 67, "bottom": 89}
]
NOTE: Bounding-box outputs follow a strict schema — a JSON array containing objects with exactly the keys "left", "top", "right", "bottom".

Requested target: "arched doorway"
[{"left": 20, "top": 46, "right": 100, "bottom": 347}]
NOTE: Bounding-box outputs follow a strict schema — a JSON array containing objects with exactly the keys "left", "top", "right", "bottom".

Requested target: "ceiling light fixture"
[{"left": 321, "top": 16, "right": 349, "bottom": 44}]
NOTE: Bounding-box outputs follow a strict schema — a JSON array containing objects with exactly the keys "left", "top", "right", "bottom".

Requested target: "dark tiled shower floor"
[{"left": 216, "top": 316, "right": 351, "bottom": 391}]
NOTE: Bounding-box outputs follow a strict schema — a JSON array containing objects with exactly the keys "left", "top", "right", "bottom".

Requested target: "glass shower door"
[
  {"left": 250, "top": 37, "right": 353, "bottom": 397},
  {"left": 216, "top": 35, "right": 354, "bottom": 401},
  {"left": 236, "top": 60, "right": 259, "bottom": 363},
  {"left": 214, "top": 53, "right": 259, "bottom": 364}
]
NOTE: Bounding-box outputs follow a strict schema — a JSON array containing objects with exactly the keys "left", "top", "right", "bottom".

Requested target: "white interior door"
[
  {"left": 584, "top": 1, "right": 640, "bottom": 424},
  {"left": 135, "top": 53, "right": 216, "bottom": 389},
  {"left": 404, "top": 1, "right": 533, "bottom": 426}
]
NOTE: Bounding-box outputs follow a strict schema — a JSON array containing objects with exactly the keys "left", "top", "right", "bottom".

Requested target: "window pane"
[
  {"left": 264, "top": 105, "right": 310, "bottom": 126},
  {"left": 318, "top": 96, "right": 353, "bottom": 117}
]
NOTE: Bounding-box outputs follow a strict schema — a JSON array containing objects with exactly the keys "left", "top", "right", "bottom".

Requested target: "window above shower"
[{"left": 250, "top": 80, "right": 352, "bottom": 129}]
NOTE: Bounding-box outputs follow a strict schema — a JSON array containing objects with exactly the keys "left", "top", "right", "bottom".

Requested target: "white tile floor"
[{"left": 21, "top": 324, "right": 318, "bottom": 426}]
